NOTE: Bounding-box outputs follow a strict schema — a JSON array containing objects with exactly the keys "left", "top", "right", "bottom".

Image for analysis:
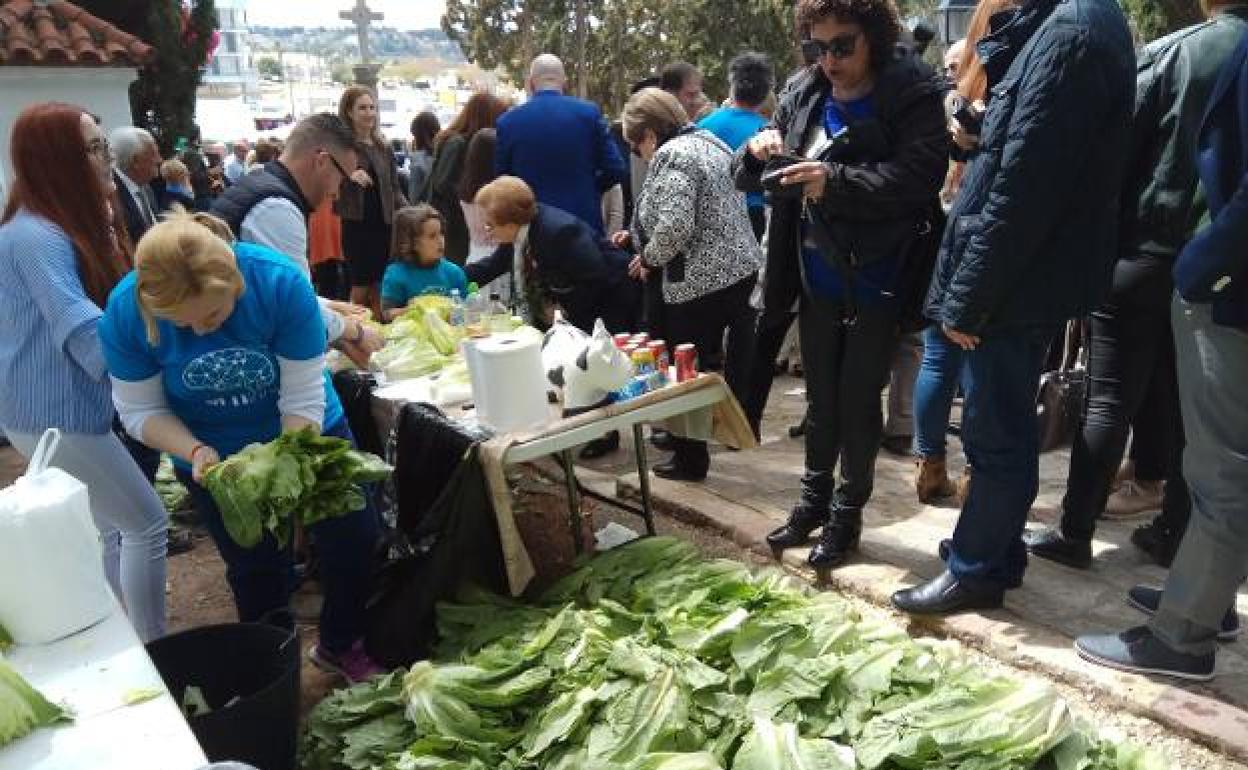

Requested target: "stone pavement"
[{"left": 580, "top": 374, "right": 1248, "bottom": 762}]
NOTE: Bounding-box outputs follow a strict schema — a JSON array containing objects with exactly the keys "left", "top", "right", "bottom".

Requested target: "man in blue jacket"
[
  {"left": 496, "top": 54, "right": 627, "bottom": 235},
  {"left": 891, "top": 0, "right": 1136, "bottom": 615},
  {"left": 1076, "top": 32, "right": 1248, "bottom": 682}
]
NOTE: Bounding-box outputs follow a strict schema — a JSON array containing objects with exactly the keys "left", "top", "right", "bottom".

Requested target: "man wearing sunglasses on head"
[
  {"left": 733, "top": 0, "right": 948, "bottom": 575},
  {"left": 212, "top": 113, "right": 383, "bottom": 367}
]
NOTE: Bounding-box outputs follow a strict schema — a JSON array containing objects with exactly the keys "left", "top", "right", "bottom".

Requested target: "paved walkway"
[{"left": 580, "top": 374, "right": 1248, "bottom": 761}]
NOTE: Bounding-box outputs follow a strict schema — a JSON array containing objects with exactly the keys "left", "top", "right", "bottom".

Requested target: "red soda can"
[
  {"left": 675, "top": 343, "right": 698, "bottom": 382},
  {"left": 647, "top": 340, "right": 670, "bottom": 373},
  {"left": 613, "top": 333, "right": 632, "bottom": 349},
  {"left": 629, "top": 332, "right": 650, "bottom": 347}
]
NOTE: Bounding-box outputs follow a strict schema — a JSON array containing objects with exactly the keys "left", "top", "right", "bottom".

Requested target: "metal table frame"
[{"left": 500, "top": 385, "right": 727, "bottom": 550}]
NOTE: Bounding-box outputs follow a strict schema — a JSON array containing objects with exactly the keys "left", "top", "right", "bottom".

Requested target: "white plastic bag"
[{"left": 0, "top": 429, "right": 112, "bottom": 644}]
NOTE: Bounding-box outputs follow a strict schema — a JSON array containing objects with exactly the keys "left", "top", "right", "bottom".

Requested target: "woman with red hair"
[{"left": 0, "top": 103, "right": 168, "bottom": 641}]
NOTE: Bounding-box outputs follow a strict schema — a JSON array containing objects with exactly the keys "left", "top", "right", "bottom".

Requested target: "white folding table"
[{"left": 0, "top": 606, "right": 207, "bottom": 770}]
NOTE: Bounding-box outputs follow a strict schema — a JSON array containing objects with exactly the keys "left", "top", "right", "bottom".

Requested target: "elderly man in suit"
[
  {"left": 110, "top": 126, "right": 162, "bottom": 244},
  {"left": 496, "top": 54, "right": 627, "bottom": 235}
]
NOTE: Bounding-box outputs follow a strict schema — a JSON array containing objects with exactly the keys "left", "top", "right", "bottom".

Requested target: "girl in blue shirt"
[
  {"left": 380, "top": 204, "right": 468, "bottom": 320},
  {"left": 100, "top": 212, "right": 383, "bottom": 682}
]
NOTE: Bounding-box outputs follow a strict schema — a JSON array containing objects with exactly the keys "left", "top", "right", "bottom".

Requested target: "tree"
[
  {"left": 442, "top": 0, "right": 797, "bottom": 114},
  {"left": 256, "top": 56, "right": 283, "bottom": 79},
  {"left": 331, "top": 61, "right": 356, "bottom": 85},
  {"left": 1120, "top": 0, "right": 1203, "bottom": 40},
  {"left": 76, "top": 1, "right": 219, "bottom": 156}
]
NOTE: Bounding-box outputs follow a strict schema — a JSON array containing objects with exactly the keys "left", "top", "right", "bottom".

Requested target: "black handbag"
[{"left": 1036, "top": 320, "right": 1087, "bottom": 453}]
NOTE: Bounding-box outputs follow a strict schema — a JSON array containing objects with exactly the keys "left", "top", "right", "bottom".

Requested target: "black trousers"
[
  {"left": 742, "top": 235, "right": 804, "bottom": 438},
  {"left": 799, "top": 296, "right": 900, "bottom": 510},
  {"left": 313, "top": 261, "right": 353, "bottom": 302},
  {"left": 665, "top": 275, "right": 758, "bottom": 471},
  {"left": 1060, "top": 258, "right": 1189, "bottom": 541},
  {"left": 743, "top": 306, "right": 797, "bottom": 436}
]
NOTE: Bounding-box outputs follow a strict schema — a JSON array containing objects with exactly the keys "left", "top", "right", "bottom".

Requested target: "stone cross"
[{"left": 339, "top": 0, "right": 384, "bottom": 65}]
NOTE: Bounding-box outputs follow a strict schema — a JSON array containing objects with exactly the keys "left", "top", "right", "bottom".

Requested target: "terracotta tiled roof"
[{"left": 0, "top": 0, "right": 154, "bottom": 67}]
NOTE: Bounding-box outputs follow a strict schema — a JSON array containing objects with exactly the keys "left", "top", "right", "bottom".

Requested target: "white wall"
[{"left": 0, "top": 67, "right": 140, "bottom": 193}]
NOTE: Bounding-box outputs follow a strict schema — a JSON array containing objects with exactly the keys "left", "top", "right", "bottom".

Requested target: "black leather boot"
[
  {"left": 807, "top": 507, "right": 862, "bottom": 570},
  {"left": 765, "top": 504, "right": 829, "bottom": 551}
]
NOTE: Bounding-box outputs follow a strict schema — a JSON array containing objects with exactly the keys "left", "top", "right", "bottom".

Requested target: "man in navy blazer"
[
  {"left": 496, "top": 54, "right": 627, "bottom": 235},
  {"left": 1075, "top": 32, "right": 1248, "bottom": 682}
]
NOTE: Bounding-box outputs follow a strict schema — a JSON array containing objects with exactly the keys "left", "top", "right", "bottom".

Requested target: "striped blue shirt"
[{"left": 0, "top": 210, "right": 114, "bottom": 434}]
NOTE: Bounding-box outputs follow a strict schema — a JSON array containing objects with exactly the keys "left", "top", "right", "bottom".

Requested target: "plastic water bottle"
[
  {"left": 464, "top": 283, "right": 485, "bottom": 331},
  {"left": 448, "top": 289, "right": 465, "bottom": 327},
  {"left": 487, "top": 292, "right": 510, "bottom": 332}
]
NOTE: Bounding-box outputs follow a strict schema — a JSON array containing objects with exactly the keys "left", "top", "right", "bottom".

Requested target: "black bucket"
[{"left": 146, "top": 622, "right": 301, "bottom": 770}]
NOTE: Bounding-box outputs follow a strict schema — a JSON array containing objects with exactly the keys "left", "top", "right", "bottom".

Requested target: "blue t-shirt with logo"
[
  {"left": 698, "top": 107, "right": 768, "bottom": 209},
  {"left": 100, "top": 241, "right": 344, "bottom": 463},
  {"left": 381, "top": 258, "right": 468, "bottom": 307}
]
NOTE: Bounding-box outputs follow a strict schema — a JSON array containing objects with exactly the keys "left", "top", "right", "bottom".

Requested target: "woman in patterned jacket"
[{"left": 616, "top": 87, "right": 762, "bottom": 481}]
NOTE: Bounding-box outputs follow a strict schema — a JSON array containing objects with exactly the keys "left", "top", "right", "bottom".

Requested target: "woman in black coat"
[{"left": 733, "top": 0, "right": 947, "bottom": 573}]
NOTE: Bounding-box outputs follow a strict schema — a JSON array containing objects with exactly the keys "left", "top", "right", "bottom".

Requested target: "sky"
[{"left": 245, "top": 0, "right": 446, "bottom": 31}]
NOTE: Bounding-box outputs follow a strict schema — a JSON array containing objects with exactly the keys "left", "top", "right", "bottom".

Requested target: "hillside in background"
[{"left": 249, "top": 25, "right": 465, "bottom": 63}]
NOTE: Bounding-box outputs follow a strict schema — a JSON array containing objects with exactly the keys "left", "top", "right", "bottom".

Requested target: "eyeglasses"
[
  {"left": 801, "top": 31, "right": 861, "bottom": 62},
  {"left": 321, "top": 149, "right": 351, "bottom": 180},
  {"left": 86, "top": 138, "right": 112, "bottom": 162}
]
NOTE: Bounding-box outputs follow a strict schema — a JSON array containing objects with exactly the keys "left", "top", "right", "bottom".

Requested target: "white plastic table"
[{"left": 0, "top": 606, "right": 207, "bottom": 770}]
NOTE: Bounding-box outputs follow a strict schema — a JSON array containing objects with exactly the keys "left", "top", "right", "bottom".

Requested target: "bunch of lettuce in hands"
[{"left": 203, "top": 428, "right": 391, "bottom": 548}]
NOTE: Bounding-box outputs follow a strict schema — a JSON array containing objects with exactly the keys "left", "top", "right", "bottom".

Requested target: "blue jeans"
[
  {"left": 947, "top": 326, "right": 1057, "bottom": 592},
  {"left": 914, "top": 325, "right": 964, "bottom": 458},
  {"left": 177, "top": 420, "right": 380, "bottom": 654}
]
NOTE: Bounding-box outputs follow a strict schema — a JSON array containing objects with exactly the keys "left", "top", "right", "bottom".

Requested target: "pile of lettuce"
[
  {"left": 373, "top": 309, "right": 465, "bottom": 382},
  {"left": 0, "top": 653, "right": 71, "bottom": 748},
  {"left": 202, "top": 428, "right": 391, "bottom": 548},
  {"left": 302, "top": 538, "right": 1164, "bottom": 770}
]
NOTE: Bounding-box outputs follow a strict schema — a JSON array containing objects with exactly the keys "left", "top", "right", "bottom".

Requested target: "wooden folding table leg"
[
  {"left": 559, "top": 449, "right": 585, "bottom": 553},
  {"left": 632, "top": 424, "right": 656, "bottom": 536}
]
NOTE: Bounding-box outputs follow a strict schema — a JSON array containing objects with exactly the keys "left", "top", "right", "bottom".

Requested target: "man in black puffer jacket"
[{"left": 892, "top": 0, "right": 1135, "bottom": 615}]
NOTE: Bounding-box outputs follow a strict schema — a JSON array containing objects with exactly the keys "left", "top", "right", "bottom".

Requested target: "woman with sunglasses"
[
  {"left": 735, "top": 0, "right": 947, "bottom": 573},
  {"left": 0, "top": 103, "right": 168, "bottom": 641}
]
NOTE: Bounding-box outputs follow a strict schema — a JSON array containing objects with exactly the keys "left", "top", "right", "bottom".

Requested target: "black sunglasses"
[{"left": 801, "top": 31, "right": 861, "bottom": 62}]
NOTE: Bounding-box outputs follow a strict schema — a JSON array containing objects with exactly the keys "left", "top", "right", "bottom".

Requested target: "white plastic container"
[{"left": 0, "top": 429, "right": 112, "bottom": 644}]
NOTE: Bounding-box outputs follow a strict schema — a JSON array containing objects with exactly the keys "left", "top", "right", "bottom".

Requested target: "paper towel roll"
[{"left": 468, "top": 333, "right": 550, "bottom": 433}]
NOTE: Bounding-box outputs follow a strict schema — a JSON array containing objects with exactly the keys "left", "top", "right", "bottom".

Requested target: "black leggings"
[
  {"left": 1059, "top": 258, "right": 1189, "bottom": 541},
  {"left": 664, "top": 275, "right": 757, "bottom": 470}
]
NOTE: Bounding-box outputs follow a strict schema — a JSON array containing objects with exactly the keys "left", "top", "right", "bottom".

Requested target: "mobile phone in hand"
[{"left": 952, "top": 97, "right": 983, "bottom": 134}]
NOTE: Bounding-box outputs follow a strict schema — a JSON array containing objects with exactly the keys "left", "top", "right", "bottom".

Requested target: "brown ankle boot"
[
  {"left": 956, "top": 465, "right": 972, "bottom": 506},
  {"left": 915, "top": 456, "right": 957, "bottom": 503}
]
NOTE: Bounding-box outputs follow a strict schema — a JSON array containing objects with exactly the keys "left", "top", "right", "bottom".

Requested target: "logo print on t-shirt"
[{"left": 182, "top": 348, "right": 277, "bottom": 407}]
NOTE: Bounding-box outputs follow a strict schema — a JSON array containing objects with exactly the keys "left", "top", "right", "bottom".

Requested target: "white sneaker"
[{"left": 1103, "top": 479, "right": 1163, "bottom": 520}]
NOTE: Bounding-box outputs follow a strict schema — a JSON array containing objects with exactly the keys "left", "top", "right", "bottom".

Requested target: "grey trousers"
[
  {"left": 1151, "top": 298, "right": 1248, "bottom": 655},
  {"left": 885, "top": 331, "right": 922, "bottom": 439}
]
